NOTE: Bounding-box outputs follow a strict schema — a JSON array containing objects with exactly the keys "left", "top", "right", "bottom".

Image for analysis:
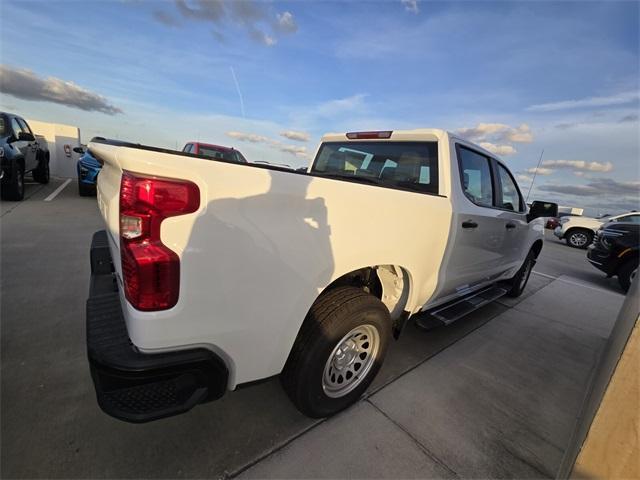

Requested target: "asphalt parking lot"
[{"left": 1, "top": 178, "right": 626, "bottom": 478}]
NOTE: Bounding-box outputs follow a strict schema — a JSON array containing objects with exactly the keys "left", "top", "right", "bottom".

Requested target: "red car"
[{"left": 182, "top": 141, "right": 248, "bottom": 164}]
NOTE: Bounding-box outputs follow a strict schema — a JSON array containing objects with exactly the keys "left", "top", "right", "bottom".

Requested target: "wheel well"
[
  {"left": 322, "top": 265, "right": 411, "bottom": 323},
  {"left": 617, "top": 252, "right": 639, "bottom": 272},
  {"left": 566, "top": 227, "right": 593, "bottom": 236},
  {"left": 531, "top": 239, "right": 543, "bottom": 258}
]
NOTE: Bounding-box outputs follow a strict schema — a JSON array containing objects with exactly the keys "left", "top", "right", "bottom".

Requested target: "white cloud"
[
  {"left": 538, "top": 178, "right": 640, "bottom": 197},
  {"left": 0, "top": 65, "right": 122, "bottom": 115},
  {"left": 525, "top": 167, "right": 554, "bottom": 175},
  {"left": 226, "top": 131, "right": 269, "bottom": 143},
  {"left": 527, "top": 91, "right": 640, "bottom": 112},
  {"left": 479, "top": 142, "right": 517, "bottom": 156},
  {"left": 541, "top": 159, "right": 614, "bottom": 173},
  {"left": 156, "top": 1, "right": 297, "bottom": 46},
  {"left": 315, "top": 94, "right": 368, "bottom": 118},
  {"left": 456, "top": 123, "right": 533, "bottom": 144},
  {"left": 516, "top": 174, "right": 533, "bottom": 183},
  {"left": 278, "top": 144, "right": 307, "bottom": 157},
  {"left": 226, "top": 130, "right": 309, "bottom": 158},
  {"left": 401, "top": 0, "right": 419, "bottom": 14},
  {"left": 280, "top": 130, "right": 310, "bottom": 142},
  {"left": 275, "top": 11, "right": 297, "bottom": 34}
]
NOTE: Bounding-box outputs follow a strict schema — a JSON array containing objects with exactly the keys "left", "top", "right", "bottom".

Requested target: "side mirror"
[
  {"left": 73, "top": 147, "right": 85, "bottom": 154},
  {"left": 527, "top": 200, "right": 558, "bottom": 222},
  {"left": 18, "top": 131, "right": 35, "bottom": 142}
]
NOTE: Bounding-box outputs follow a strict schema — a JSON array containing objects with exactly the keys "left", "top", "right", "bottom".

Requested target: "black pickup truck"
[
  {"left": 587, "top": 221, "right": 639, "bottom": 293},
  {"left": 1, "top": 112, "right": 50, "bottom": 200}
]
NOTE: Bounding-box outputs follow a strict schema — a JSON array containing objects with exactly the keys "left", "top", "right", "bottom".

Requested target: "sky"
[{"left": 0, "top": 0, "right": 638, "bottom": 216}]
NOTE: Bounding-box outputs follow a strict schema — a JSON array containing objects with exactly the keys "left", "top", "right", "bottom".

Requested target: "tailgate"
[{"left": 90, "top": 142, "right": 124, "bottom": 280}]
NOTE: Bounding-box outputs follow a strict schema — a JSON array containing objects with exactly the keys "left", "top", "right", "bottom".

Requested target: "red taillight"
[
  {"left": 346, "top": 131, "right": 393, "bottom": 139},
  {"left": 119, "top": 171, "right": 200, "bottom": 311}
]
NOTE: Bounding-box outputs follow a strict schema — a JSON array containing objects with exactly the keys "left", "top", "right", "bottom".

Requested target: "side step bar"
[{"left": 414, "top": 285, "right": 508, "bottom": 330}]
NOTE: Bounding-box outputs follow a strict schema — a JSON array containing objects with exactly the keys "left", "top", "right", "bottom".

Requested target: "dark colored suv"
[
  {"left": 587, "top": 222, "right": 639, "bottom": 293},
  {"left": 0, "top": 112, "right": 50, "bottom": 200}
]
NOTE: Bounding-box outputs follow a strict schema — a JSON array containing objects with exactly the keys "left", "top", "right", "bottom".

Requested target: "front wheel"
[
  {"left": 78, "top": 179, "right": 95, "bottom": 196},
  {"left": 505, "top": 250, "right": 535, "bottom": 297},
  {"left": 1, "top": 165, "right": 25, "bottom": 201},
  {"left": 566, "top": 229, "right": 593, "bottom": 249},
  {"left": 617, "top": 260, "right": 638, "bottom": 294},
  {"left": 281, "top": 286, "right": 391, "bottom": 418}
]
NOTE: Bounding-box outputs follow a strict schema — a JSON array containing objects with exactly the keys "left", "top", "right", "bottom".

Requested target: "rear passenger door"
[{"left": 433, "top": 145, "right": 511, "bottom": 302}]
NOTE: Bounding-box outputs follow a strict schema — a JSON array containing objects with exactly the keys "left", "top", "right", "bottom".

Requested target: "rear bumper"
[{"left": 86, "top": 230, "right": 228, "bottom": 423}]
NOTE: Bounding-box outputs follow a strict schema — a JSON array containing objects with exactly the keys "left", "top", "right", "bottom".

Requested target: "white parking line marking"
[
  {"left": 532, "top": 270, "right": 557, "bottom": 280},
  {"left": 44, "top": 179, "right": 72, "bottom": 202}
]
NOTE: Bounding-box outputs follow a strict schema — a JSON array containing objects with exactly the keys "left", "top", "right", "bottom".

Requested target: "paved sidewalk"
[{"left": 239, "top": 276, "right": 624, "bottom": 478}]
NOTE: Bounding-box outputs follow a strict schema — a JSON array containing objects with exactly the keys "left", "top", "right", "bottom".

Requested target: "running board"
[{"left": 414, "top": 285, "right": 508, "bottom": 330}]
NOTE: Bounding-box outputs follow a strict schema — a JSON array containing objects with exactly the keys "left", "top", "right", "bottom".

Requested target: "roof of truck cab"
[{"left": 320, "top": 129, "right": 501, "bottom": 161}]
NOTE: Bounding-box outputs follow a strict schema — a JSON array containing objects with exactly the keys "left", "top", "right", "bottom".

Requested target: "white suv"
[{"left": 554, "top": 212, "right": 640, "bottom": 248}]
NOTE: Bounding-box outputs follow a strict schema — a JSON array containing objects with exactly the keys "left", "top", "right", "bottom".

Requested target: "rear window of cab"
[{"left": 311, "top": 141, "right": 439, "bottom": 195}]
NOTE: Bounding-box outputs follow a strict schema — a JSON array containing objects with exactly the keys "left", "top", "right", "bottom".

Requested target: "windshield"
[
  {"left": 198, "top": 146, "right": 243, "bottom": 163},
  {"left": 311, "top": 141, "right": 439, "bottom": 194},
  {"left": 0, "top": 116, "right": 6, "bottom": 136}
]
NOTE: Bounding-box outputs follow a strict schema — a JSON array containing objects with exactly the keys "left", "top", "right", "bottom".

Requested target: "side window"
[
  {"left": 620, "top": 214, "right": 640, "bottom": 224},
  {"left": 10, "top": 117, "right": 24, "bottom": 137},
  {"left": 17, "top": 118, "right": 33, "bottom": 135},
  {"left": 496, "top": 163, "right": 524, "bottom": 212},
  {"left": 457, "top": 146, "right": 493, "bottom": 207}
]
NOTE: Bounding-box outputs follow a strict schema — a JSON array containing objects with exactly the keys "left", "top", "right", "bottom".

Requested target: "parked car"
[
  {"left": 85, "top": 129, "right": 557, "bottom": 423},
  {"left": 182, "top": 141, "right": 247, "bottom": 163},
  {"left": 587, "top": 222, "right": 639, "bottom": 293},
  {"left": 0, "top": 112, "right": 50, "bottom": 200},
  {"left": 554, "top": 211, "right": 640, "bottom": 248},
  {"left": 75, "top": 146, "right": 101, "bottom": 196}
]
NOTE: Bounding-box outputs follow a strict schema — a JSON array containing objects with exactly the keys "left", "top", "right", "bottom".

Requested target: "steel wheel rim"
[
  {"left": 571, "top": 232, "right": 588, "bottom": 247},
  {"left": 322, "top": 324, "right": 380, "bottom": 398}
]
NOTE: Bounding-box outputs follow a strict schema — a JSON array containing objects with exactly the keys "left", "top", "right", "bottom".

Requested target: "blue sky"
[{"left": 1, "top": 0, "right": 638, "bottom": 214}]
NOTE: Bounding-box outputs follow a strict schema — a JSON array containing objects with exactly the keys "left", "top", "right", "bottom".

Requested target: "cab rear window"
[{"left": 311, "top": 141, "right": 438, "bottom": 194}]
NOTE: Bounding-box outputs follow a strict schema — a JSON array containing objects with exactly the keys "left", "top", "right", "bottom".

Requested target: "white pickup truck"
[{"left": 86, "top": 129, "right": 557, "bottom": 422}]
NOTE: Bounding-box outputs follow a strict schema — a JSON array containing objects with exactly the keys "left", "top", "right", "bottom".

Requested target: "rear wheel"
[
  {"left": 1, "top": 165, "right": 25, "bottom": 201},
  {"left": 78, "top": 179, "right": 95, "bottom": 196},
  {"left": 32, "top": 155, "right": 50, "bottom": 184},
  {"left": 566, "top": 229, "right": 593, "bottom": 249},
  {"left": 281, "top": 286, "right": 391, "bottom": 418},
  {"left": 617, "top": 260, "right": 638, "bottom": 293},
  {"left": 505, "top": 250, "right": 535, "bottom": 297}
]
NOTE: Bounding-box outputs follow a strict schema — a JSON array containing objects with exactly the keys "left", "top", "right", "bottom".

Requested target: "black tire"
[
  {"left": 566, "top": 229, "right": 593, "bottom": 249},
  {"left": 617, "top": 260, "right": 638, "bottom": 294},
  {"left": 281, "top": 286, "right": 391, "bottom": 418},
  {"left": 505, "top": 250, "right": 536, "bottom": 297},
  {"left": 1, "top": 165, "right": 25, "bottom": 201},
  {"left": 32, "top": 155, "right": 50, "bottom": 184},
  {"left": 78, "top": 179, "right": 95, "bottom": 197}
]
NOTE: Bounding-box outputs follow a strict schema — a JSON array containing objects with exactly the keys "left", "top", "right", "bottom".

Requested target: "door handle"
[
  {"left": 505, "top": 222, "right": 517, "bottom": 230},
  {"left": 462, "top": 220, "right": 478, "bottom": 229}
]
